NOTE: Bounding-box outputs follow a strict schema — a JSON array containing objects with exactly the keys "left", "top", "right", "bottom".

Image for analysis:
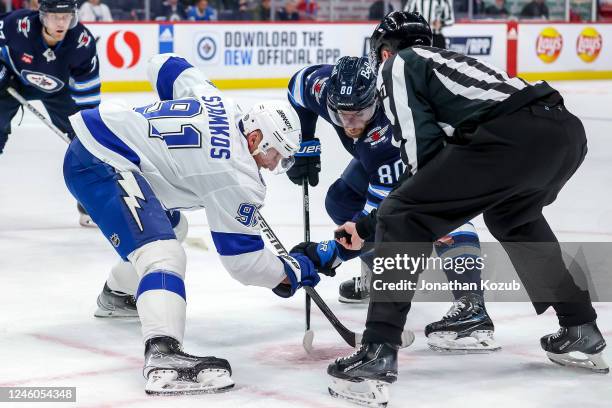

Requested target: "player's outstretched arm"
[
  {"left": 147, "top": 53, "right": 217, "bottom": 101},
  {"left": 204, "top": 192, "right": 333, "bottom": 297}
]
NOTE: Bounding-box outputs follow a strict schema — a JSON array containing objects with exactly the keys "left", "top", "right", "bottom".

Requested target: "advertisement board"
[
  {"left": 518, "top": 24, "right": 611, "bottom": 80},
  {"left": 81, "top": 21, "right": 612, "bottom": 91},
  {"left": 172, "top": 23, "right": 375, "bottom": 88}
]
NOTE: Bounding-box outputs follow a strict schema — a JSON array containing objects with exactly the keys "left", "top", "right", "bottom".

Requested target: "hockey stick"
[
  {"left": 302, "top": 180, "right": 315, "bottom": 353},
  {"left": 7, "top": 86, "right": 71, "bottom": 144},
  {"left": 257, "top": 212, "right": 361, "bottom": 348}
]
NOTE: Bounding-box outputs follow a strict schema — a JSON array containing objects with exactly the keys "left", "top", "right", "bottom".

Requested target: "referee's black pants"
[{"left": 364, "top": 93, "right": 597, "bottom": 345}]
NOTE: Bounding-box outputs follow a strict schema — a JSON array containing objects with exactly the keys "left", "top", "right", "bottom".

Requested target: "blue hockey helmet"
[
  {"left": 326, "top": 56, "right": 378, "bottom": 130},
  {"left": 39, "top": 0, "right": 79, "bottom": 30}
]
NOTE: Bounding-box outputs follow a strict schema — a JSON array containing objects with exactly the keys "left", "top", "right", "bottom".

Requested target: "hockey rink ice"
[{"left": 1, "top": 82, "right": 611, "bottom": 408}]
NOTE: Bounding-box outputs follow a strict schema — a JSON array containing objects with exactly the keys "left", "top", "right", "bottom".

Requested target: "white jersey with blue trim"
[{"left": 69, "top": 53, "right": 286, "bottom": 289}]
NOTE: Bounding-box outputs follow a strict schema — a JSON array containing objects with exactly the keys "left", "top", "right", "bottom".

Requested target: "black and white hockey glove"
[{"left": 286, "top": 139, "right": 321, "bottom": 186}]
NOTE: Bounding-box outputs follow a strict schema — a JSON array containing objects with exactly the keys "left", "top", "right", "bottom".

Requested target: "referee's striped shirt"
[
  {"left": 377, "top": 46, "right": 556, "bottom": 175},
  {"left": 404, "top": 0, "right": 455, "bottom": 27}
]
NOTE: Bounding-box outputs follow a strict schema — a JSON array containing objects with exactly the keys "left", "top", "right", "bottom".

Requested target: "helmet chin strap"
[{"left": 251, "top": 148, "right": 261, "bottom": 157}]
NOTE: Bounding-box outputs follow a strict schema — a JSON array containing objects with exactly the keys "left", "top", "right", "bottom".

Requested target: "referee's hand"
[{"left": 334, "top": 222, "right": 364, "bottom": 251}]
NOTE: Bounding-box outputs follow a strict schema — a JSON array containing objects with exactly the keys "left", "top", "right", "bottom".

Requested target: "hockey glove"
[
  {"left": 290, "top": 240, "right": 341, "bottom": 277},
  {"left": 286, "top": 139, "right": 321, "bottom": 187},
  {"left": 273, "top": 254, "right": 320, "bottom": 298}
]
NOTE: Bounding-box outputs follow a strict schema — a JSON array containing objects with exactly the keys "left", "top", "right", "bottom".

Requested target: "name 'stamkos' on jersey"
[
  {"left": 70, "top": 53, "right": 287, "bottom": 289},
  {"left": 0, "top": 10, "right": 100, "bottom": 106},
  {"left": 288, "top": 63, "right": 404, "bottom": 217}
]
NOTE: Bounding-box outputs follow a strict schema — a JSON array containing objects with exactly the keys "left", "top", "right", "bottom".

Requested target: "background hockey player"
[
  {"left": 63, "top": 53, "right": 339, "bottom": 394},
  {"left": 288, "top": 56, "right": 498, "bottom": 353},
  {"left": 329, "top": 11, "right": 609, "bottom": 407},
  {"left": 0, "top": 0, "right": 101, "bottom": 226}
]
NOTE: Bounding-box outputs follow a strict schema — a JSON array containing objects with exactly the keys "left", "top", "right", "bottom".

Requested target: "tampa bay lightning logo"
[{"left": 21, "top": 70, "right": 64, "bottom": 93}]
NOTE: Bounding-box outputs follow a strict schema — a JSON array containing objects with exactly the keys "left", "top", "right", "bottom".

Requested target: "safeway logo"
[{"left": 107, "top": 30, "right": 141, "bottom": 69}]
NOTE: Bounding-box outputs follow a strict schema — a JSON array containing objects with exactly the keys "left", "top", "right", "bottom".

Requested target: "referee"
[
  {"left": 404, "top": 0, "right": 454, "bottom": 48},
  {"left": 328, "top": 11, "right": 607, "bottom": 405}
]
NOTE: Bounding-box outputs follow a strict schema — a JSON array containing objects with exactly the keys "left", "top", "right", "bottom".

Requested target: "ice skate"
[
  {"left": 144, "top": 336, "right": 234, "bottom": 395},
  {"left": 77, "top": 203, "right": 97, "bottom": 228},
  {"left": 425, "top": 293, "right": 501, "bottom": 353},
  {"left": 94, "top": 282, "right": 138, "bottom": 318},
  {"left": 541, "top": 321, "right": 609, "bottom": 374},
  {"left": 339, "top": 265, "right": 371, "bottom": 304},
  {"left": 327, "top": 342, "right": 398, "bottom": 407}
]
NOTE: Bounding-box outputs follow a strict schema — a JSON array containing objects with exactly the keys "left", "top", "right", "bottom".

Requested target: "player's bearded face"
[{"left": 43, "top": 12, "right": 74, "bottom": 40}]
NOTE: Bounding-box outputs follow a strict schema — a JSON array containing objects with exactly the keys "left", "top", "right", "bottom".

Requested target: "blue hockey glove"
[
  {"left": 273, "top": 254, "right": 320, "bottom": 298},
  {"left": 290, "top": 240, "right": 341, "bottom": 277},
  {"left": 286, "top": 139, "right": 321, "bottom": 186}
]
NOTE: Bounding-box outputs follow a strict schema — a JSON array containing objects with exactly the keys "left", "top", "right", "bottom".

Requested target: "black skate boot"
[
  {"left": 144, "top": 336, "right": 235, "bottom": 394},
  {"left": 327, "top": 342, "right": 398, "bottom": 407},
  {"left": 425, "top": 293, "right": 500, "bottom": 353},
  {"left": 94, "top": 282, "right": 138, "bottom": 318},
  {"left": 339, "top": 276, "right": 370, "bottom": 304},
  {"left": 541, "top": 321, "right": 609, "bottom": 374},
  {"left": 77, "top": 203, "right": 97, "bottom": 228}
]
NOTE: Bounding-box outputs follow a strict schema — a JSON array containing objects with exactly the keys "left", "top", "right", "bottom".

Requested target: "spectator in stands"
[
  {"left": 253, "top": 0, "right": 272, "bottom": 20},
  {"left": 187, "top": 0, "right": 218, "bottom": 21},
  {"left": 79, "top": 0, "right": 114, "bottom": 22},
  {"left": 484, "top": 0, "right": 509, "bottom": 17},
  {"left": 277, "top": 0, "right": 299, "bottom": 20},
  {"left": 520, "top": 0, "right": 549, "bottom": 19},
  {"left": 297, "top": 0, "right": 318, "bottom": 19},
  {"left": 156, "top": 0, "right": 188, "bottom": 21},
  {"left": 11, "top": 0, "right": 36, "bottom": 9},
  {"left": 369, "top": 0, "right": 394, "bottom": 20},
  {"left": 236, "top": 0, "right": 253, "bottom": 20}
]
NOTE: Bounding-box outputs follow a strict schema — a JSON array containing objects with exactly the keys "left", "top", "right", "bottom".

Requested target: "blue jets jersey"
[
  {"left": 288, "top": 64, "right": 405, "bottom": 217},
  {"left": 0, "top": 10, "right": 100, "bottom": 107}
]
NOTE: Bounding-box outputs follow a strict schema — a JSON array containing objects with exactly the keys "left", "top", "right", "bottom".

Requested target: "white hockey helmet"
[{"left": 240, "top": 100, "right": 301, "bottom": 174}]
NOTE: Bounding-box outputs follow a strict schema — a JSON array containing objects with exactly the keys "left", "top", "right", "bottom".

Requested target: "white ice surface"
[{"left": 1, "top": 82, "right": 611, "bottom": 408}]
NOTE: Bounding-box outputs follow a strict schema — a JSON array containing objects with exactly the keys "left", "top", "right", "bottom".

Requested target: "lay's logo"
[
  {"left": 536, "top": 27, "right": 563, "bottom": 64},
  {"left": 576, "top": 27, "right": 602, "bottom": 63}
]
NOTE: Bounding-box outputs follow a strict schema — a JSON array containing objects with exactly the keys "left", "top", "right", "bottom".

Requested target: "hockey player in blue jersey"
[
  {"left": 287, "top": 56, "right": 500, "bottom": 353},
  {"left": 63, "top": 53, "right": 340, "bottom": 394},
  {"left": 0, "top": 0, "right": 100, "bottom": 225}
]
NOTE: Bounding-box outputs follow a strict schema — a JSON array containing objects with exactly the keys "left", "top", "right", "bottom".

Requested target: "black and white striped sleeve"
[
  {"left": 377, "top": 53, "right": 446, "bottom": 175},
  {"left": 440, "top": 0, "right": 455, "bottom": 27}
]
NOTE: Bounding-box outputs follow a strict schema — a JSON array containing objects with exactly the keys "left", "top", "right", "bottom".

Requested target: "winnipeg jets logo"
[
  {"left": 22, "top": 70, "right": 64, "bottom": 92},
  {"left": 17, "top": 17, "right": 30, "bottom": 38},
  {"left": 363, "top": 124, "right": 390, "bottom": 146},
  {"left": 43, "top": 48, "right": 56, "bottom": 63},
  {"left": 117, "top": 172, "right": 146, "bottom": 232},
  {"left": 77, "top": 31, "right": 91, "bottom": 49}
]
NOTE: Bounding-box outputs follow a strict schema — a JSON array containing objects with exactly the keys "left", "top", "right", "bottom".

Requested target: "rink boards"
[{"left": 82, "top": 21, "right": 612, "bottom": 91}]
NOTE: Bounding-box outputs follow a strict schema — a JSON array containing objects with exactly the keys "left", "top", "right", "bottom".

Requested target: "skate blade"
[
  {"left": 338, "top": 296, "right": 370, "bottom": 304},
  {"left": 79, "top": 214, "right": 98, "bottom": 228},
  {"left": 145, "top": 369, "right": 235, "bottom": 395},
  {"left": 427, "top": 331, "right": 501, "bottom": 354},
  {"left": 546, "top": 351, "right": 610, "bottom": 374},
  {"left": 94, "top": 307, "right": 139, "bottom": 318},
  {"left": 328, "top": 378, "right": 389, "bottom": 408}
]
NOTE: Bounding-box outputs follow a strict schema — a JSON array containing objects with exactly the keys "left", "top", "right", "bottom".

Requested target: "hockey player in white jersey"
[{"left": 63, "top": 53, "right": 340, "bottom": 395}]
